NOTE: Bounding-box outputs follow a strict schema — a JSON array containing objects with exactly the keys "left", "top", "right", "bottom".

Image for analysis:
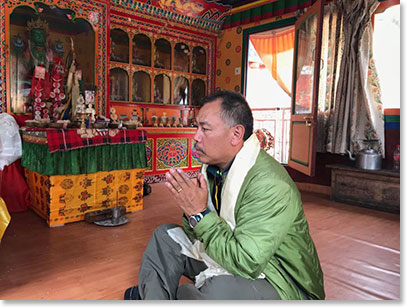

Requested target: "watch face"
[{"left": 188, "top": 216, "right": 198, "bottom": 228}]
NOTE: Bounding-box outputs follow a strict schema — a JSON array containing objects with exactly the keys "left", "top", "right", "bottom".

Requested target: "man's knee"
[{"left": 152, "top": 223, "right": 180, "bottom": 237}]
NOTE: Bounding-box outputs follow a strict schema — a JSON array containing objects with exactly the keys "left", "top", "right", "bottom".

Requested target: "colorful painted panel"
[
  {"left": 146, "top": 138, "right": 153, "bottom": 171},
  {"left": 25, "top": 168, "right": 144, "bottom": 227},
  {"left": 111, "top": 0, "right": 229, "bottom": 33},
  {"left": 156, "top": 138, "right": 188, "bottom": 169},
  {"left": 191, "top": 139, "right": 202, "bottom": 167}
]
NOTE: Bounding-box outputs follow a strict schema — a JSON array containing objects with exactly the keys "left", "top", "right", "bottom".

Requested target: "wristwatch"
[{"left": 188, "top": 208, "right": 211, "bottom": 229}]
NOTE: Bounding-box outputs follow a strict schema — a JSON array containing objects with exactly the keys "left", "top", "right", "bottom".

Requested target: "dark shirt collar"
[{"left": 206, "top": 157, "right": 235, "bottom": 179}]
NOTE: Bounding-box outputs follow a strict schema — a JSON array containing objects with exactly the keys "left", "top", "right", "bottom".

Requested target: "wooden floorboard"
[{"left": 0, "top": 183, "right": 400, "bottom": 300}]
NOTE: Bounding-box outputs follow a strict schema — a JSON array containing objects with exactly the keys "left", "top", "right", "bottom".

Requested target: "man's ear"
[{"left": 231, "top": 125, "right": 245, "bottom": 146}]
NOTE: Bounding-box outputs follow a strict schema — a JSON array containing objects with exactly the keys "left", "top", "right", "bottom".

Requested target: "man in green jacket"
[{"left": 124, "top": 90, "right": 325, "bottom": 300}]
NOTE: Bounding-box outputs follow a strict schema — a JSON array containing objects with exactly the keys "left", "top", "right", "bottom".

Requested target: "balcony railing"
[{"left": 252, "top": 107, "right": 291, "bottom": 164}]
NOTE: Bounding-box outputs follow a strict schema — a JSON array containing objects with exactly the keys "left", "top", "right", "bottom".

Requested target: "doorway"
[{"left": 245, "top": 24, "right": 294, "bottom": 164}]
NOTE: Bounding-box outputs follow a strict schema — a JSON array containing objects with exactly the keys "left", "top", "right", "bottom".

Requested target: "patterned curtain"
[{"left": 316, "top": 0, "right": 385, "bottom": 156}]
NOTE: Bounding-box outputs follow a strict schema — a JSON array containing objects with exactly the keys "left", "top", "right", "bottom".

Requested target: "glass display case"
[
  {"left": 154, "top": 74, "right": 171, "bottom": 104},
  {"left": 132, "top": 34, "right": 151, "bottom": 66},
  {"left": 154, "top": 38, "right": 171, "bottom": 70},
  {"left": 192, "top": 46, "right": 206, "bottom": 75},
  {"left": 110, "top": 29, "right": 129, "bottom": 63},
  {"left": 8, "top": 3, "right": 96, "bottom": 116},
  {"left": 191, "top": 79, "right": 206, "bottom": 106},
  {"left": 174, "top": 76, "right": 189, "bottom": 105},
  {"left": 109, "top": 29, "right": 209, "bottom": 107},
  {"left": 110, "top": 68, "right": 129, "bottom": 101},
  {"left": 132, "top": 71, "right": 151, "bottom": 102},
  {"left": 174, "top": 43, "right": 190, "bottom": 72}
]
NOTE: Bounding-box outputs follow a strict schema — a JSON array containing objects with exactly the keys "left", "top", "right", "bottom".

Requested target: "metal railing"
[{"left": 252, "top": 107, "right": 291, "bottom": 164}]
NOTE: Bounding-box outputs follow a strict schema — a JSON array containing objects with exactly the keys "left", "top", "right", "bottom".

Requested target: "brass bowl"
[
  {"left": 49, "top": 122, "right": 64, "bottom": 129},
  {"left": 93, "top": 123, "right": 106, "bottom": 129},
  {"left": 123, "top": 122, "right": 138, "bottom": 129},
  {"left": 108, "top": 122, "right": 119, "bottom": 129},
  {"left": 25, "top": 120, "right": 37, "bottom": 128},
  {"left": 124, "top": 124, "right": 138, "bottom": 129},
  {"left": 35, "top": 121, "right": 49, "bottom": 128}
]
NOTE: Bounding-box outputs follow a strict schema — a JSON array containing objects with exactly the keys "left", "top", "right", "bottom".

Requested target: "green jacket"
[{"left": 182, "top": 149, "right": 325, "bottom": 300}]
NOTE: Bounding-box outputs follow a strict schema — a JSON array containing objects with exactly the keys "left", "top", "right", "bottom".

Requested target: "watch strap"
[{"left": 189, "top": 208, "right": 211, "bottom": 228}]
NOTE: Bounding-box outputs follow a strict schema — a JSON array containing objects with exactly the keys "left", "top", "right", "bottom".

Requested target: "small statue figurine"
[
  {"left": 151, "top": 115, "right": 158, "bottom": 127},
  {"left": 159, "top": 112, "right": 168, "bottom": 127},
  {"left": 171, "top": 116, "right": 177, "bottom": 127},
  {"left": 75, "top": 94, "right": 86, "bottom": 115},
  {"left": 85, "top": 102, "right": 96, "bottom": 123},
  {"left": 178, "top": 117, "right": 183, "bottom": 127}
]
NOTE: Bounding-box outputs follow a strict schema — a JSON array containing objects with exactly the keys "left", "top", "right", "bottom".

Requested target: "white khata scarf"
[{"left": 167, "top": 133, "right": 262, "bottom": 288}]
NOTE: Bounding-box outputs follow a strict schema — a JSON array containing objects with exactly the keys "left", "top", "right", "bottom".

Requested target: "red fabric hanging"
[{"left": 0, "top": 159, "right": 30, "bottom": 213}]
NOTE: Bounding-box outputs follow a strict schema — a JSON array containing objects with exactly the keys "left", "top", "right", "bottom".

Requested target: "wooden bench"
[{"left": 327, "top": 164, "right": 400, "bottom": 213}]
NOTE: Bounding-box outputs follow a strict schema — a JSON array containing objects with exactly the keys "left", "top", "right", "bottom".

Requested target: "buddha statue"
[
  {"left": 27, "top": 18, "right": 53, "bottom": 70},
  {"left": 27, "top": 18, "right": 53, "bottom": 119}
]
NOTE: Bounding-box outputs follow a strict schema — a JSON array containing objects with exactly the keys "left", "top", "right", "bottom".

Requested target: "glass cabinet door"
[
  {"left": 110, "top": 29, "right": 129, "bottom": 63},
  {"left": 154, "top": 38, "right": 171, "bottom": 69},
  {"left": 174, "top": 43, "right": 190, "bottom": 72},
  {"left": 9, "top": 4, "right": 95, "bottom": 115},
  {"left": 132, "top": 71, "right": 151, "bottom": 102},
  {"left": 133, "top": 34, "right": 151, "bottom": 66},
  {"left": 174, "top": 76, "right": 189, "bottom": 105},
  {"left": 154, "top": 74, "right": 171, "bottom": 104},
  {"left": 192, "top": 46, "right": 206, "bottom": 74},
  {"left": 191, "top": 79, "right": 206, "bottom": 106},
  {"left": 110, "top": 68, "right": 129, "bottom": 101}
]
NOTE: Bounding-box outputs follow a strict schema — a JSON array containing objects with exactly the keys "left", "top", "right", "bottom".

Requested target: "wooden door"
[{"left": 288, "top": 0, "right": 324, "bottom": 176}]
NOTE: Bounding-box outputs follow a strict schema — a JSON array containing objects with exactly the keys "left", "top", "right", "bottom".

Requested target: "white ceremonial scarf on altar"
[{"left": 167, "top": 134, "right": 264, "bottom": 288}]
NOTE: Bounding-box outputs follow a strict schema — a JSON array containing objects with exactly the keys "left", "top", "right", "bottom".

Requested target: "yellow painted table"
[{"left": 21, "top": 127, "right": 147, "bottom": 227}]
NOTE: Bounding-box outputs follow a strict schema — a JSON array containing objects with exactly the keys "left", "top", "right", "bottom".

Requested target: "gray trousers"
[{"left": 138, "top": 223, "right": 281, "bottom": 300}]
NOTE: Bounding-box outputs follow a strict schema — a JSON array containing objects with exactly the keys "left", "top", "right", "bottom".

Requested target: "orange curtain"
[{"left": 249, "top": 27, "right": 295, "bottom": 96}]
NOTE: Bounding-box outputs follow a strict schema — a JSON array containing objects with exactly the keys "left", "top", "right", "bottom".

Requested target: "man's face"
[{"left": 193, "top": 99, "right": 234, "bottom": 167}]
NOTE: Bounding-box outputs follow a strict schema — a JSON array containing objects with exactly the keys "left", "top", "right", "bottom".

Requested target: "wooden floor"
[{"left": 0, "top": 183, "right": 400, "bottom": 300}]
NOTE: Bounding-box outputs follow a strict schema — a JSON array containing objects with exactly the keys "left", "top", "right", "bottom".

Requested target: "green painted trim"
[
  {"left": 241, "top": 17, "right": 296, "bottom": 94},
  {"left": 384, "top": 115, "right": 400, "bottom": 123},
  {"left": 224, "top": 0, "right": 312, "bottom": 28},
  {"left": 289, "top": 121, "right": 310, "bottom": 167}
]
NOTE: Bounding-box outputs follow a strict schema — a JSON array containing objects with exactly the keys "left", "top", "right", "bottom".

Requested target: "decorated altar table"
[{"left": 21, "top": 127, "right": 147, "bottom": 227}]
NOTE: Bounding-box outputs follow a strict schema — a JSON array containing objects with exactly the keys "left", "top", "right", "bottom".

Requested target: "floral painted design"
[
  {"left": 61, "top": 179, "right": 74, "bottom": 190},
  {"left": 80, "top": 178, "right": 93, "bottom": 189},
  {"left": 88, "top": 11, "right": 99, "bottom": 25},
  {"left": 135, "top": 171, "right": 144, "bottom": 179},
  {"left": 133, "top": 194, "right": 143, "bottom": 202},
  {"left": 102, "top": 186, "right": 113, "bottom": 196},
  {"left": 134, "top": 182, "right": 143, "bottom": 192},
  {"left": 102, "top": 174, "right": 115, "bottom": 184},
  {"left": 101, "top": 199, "right": 113, "bottom": 208},
  {"left": 118, "top": 196, "right": 129, "bottom": 206},
  {"left": 79, "top": 203, "right": 91, "bottom": 212},
  {"left": 119, "top": 184, "right": 130, "bottom": 194},
  {"left": 157, "top": 139, "right": 187, "bottom": 167},
  {"left": 79, "top": 191, "right": 92, "bottom": 201},
  {"left": 119, "top": 172, "right": 131, "bottom": 181}
]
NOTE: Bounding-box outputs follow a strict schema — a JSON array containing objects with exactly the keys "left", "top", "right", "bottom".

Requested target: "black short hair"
[{"left": 200, "top": 90, "right": 253, "bottom": 141}]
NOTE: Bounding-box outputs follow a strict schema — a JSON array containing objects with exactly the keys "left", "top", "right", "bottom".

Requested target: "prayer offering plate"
[{"left": 94, "top": 215, "right": 129, "bottom": 227}]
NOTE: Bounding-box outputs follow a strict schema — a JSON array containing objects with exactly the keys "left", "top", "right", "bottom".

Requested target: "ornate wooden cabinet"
[{"left": 1, "top": 0, "right": 108, "bottom": 116}]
